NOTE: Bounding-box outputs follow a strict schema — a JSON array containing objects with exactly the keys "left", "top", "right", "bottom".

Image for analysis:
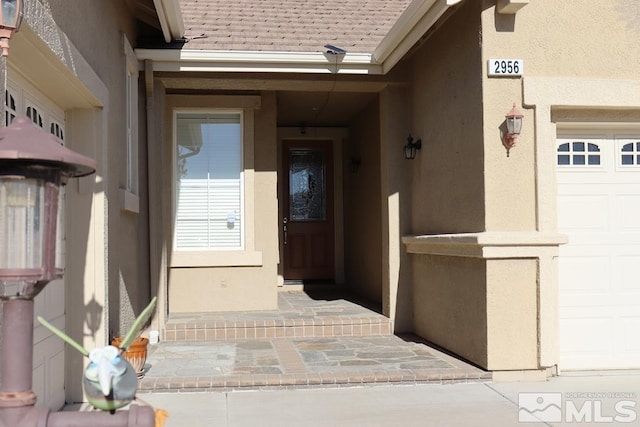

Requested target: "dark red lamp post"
[{"left": 0, "top": 118, "right": 156, "bottom": 427}]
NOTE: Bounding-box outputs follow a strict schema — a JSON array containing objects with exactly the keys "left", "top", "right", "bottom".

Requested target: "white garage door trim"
[
  {"left": 7, "top": 69, "right": 68, "bottom": 410},
  {"left": 558, "top": 128, "right": 640, "bottom": 370}
]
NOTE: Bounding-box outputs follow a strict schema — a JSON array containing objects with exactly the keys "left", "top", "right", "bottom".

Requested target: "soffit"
[{"left": 134, "top": 0, "right": 162, "bottom": 31}]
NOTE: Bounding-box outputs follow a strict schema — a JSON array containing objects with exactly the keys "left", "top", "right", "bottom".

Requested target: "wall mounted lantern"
[
  {"left": 0, "top": 0, "right": 23, "bottom": 57},
  {"left": 502, "top": 103, "right": 524, "bottom": 153},
  {"left": 404, "top": 134, "right": 422, "bottom": 160}
]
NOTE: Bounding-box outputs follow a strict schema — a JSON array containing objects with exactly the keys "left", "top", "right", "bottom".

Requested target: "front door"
[{"left": 283, "top": 141, "right": 335, "bottom": 281}]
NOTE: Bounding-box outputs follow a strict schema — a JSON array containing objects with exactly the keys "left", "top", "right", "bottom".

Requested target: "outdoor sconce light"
[
  {"left": 502, "top": 103, "right": 524, "bottom": 154},
  {"left": 404, "top": 134, "right": 422, "bottom": 160},
  {"left": 0, "top": 117, "right": 156, "bottom": 426},
  {"left": 0, "top": 0, "right": 22, "bottom": 57}
]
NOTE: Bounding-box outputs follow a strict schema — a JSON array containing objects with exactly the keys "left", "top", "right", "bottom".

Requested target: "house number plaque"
[{"left": 488, "top": 59, "right": 524, "bottom": 77}]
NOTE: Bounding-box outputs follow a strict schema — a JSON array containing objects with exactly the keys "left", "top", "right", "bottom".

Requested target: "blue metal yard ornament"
[{"left": 38, "top": 297, "right": 157, "bottom": 411}]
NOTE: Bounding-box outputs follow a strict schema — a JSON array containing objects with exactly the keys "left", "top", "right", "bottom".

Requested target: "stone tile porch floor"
[{"left": 139, "top": 291, "right": 491, "bottom": 392}]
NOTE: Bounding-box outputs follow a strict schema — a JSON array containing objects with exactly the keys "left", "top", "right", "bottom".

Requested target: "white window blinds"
[{"left": 174, "top": 112, "right": 243, "bottom": 249}]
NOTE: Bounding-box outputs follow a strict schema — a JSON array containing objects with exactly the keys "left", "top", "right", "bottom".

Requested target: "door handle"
[{"left": 283, "top": 217, "right": 288, "bottom": 245}]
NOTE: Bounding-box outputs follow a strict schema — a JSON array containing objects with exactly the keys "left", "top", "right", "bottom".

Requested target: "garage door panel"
[
  {"left": 557, "top": 195, "right": 609, "bottom": 231},
  {"left": 32, "top": 360, "right": 45, "bottom": 406},
  {"left": 622, "top": 318, "right": 640, "bottom": 352},
  {"left": 46, "top": 279, "right": 65, "bottom": 318},
  {"left": 558, "top": 256, "right": 609, "bottom": 292},
  {"left": 615, "top": 256, "right": 640, "bottom": 290},
  {"left": 48, "top": 349, "right": 66, "bottom": 410},
  {"left": 560, "top": 317, "right": 613, "bottom": 353},
  {"left": 618, "top": 196, "right": 640, "bottom": 229},
  {"left": 558, "top": 132, "right": 640, "bottom": 370}
]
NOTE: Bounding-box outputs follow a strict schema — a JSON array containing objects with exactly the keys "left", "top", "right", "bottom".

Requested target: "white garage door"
[
  {"left": 6, "top": 71, "right": 67, "bottom": 409},
  {"left": 558, "top": 132, "right": 640, "bottom": 370}
]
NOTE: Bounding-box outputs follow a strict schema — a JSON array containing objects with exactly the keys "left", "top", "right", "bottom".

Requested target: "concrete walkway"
[{"left": 132, "top": 371, "right": 640, "bottom": 426}]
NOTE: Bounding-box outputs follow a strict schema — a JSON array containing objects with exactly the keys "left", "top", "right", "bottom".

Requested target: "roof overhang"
[
  {"left": 153, "top": 0, "right": 185, "bottom": 42},
  {"left": 135, "top": 49, "right": 381, "bottom": 74},
  {"left": 374, "top": 0, "right": 464, "bottom": 73},
  {"left": 136, "top": 0, "right": 463, "bottom": 75}
]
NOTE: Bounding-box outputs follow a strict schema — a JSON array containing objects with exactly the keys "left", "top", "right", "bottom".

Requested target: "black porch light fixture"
[
  {"left": 404, "top": 134, "right": 422, "bottom": 160},
  {"left": 0, "top": 0, "right": 23, "bottom": 56}
]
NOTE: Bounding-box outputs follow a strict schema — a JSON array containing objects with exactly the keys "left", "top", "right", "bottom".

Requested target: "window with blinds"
[{"left": 174, "top": 112, "right": 243, "bottom": 249}]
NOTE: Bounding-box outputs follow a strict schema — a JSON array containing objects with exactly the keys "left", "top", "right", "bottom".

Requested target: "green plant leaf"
[
  {"left": 120, "top": 296, "right": 157, "bottom": 351},
  {"left": 37, "top": 316, "right": 89, "bottom": 357}
]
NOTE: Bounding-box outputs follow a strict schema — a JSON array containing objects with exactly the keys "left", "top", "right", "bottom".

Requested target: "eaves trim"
[
  {"left": 134, "top": 49, "right": 381, "bottom": 75},
  {"left": 153, "top": 0, "right": 185, "bottom": 43},
  {"left": 374, "top": 0, "right": 464, "bottom": 73}
]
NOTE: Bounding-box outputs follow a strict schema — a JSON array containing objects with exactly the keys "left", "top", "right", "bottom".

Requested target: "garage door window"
[
  {"left": 557, "top": 141, "right": 601, "bottom": 166},
  {"left": 620, "top": 142, "right": 640, "bottom": 166}
]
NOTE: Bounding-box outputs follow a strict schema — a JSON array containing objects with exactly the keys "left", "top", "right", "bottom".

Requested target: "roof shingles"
[{"left": 179, "top": 0, "right": 413, "bottom": 54}]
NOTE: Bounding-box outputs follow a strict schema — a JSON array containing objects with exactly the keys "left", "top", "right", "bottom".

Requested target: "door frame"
[{"left": 277, "top": 127, "right": 346, "bottom": 286}]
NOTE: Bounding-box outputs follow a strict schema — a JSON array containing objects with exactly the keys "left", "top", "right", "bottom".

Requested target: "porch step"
[
  {"left": 164, "top": 315, "right": 392, "bottom": 342},
  {"left": 139, "top": 335, "right": 492, "bottom": 393},
  {"left": 163, "top": 291, "right": 392, "bottom": 342}
]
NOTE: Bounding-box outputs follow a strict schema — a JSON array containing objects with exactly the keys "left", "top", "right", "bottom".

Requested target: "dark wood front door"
[{"left": 283, "top": 141, "right": 335, "bottom": 281}]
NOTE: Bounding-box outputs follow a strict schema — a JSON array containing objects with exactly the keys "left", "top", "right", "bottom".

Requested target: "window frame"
[
  {"left": 617, "top": 138, "right": 640, "bottom": 170},
  {"left": 170, "top": 102, "right": 262, "bottom": 268},
  {"left": 173, "top": 109, "right": 245, "bottom": 251}
]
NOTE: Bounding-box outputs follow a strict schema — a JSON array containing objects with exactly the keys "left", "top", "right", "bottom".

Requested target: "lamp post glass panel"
[
  {"left": 0, "top": 117, "right": 94, "bottom": 297},
  {"left": 1, "top": 0, "right": 21, "bottom": 26},
  {"left": 0, "top": 171, "right": 59, "bottom": 297},
  {"left": 0, "top": 0, "right": 22, "bottom": 56}
]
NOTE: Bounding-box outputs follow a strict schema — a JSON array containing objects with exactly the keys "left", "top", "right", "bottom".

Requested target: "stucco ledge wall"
[{"left": 403, "top": 231, "right": 566, "bottom": 372}]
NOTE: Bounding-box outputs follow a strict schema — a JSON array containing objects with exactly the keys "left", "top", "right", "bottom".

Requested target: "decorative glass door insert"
[{"left": 289, "top": 149, "right": 326, "bottom": 221}]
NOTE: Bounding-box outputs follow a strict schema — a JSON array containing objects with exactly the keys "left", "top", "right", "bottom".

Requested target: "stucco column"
[{"left": 379, "top": 85, "right": 413, "bottom": 332}]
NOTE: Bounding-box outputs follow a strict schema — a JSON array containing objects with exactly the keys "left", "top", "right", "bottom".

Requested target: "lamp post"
[{"left": 0, "top": 117, "right": 155, "bottom": 426}]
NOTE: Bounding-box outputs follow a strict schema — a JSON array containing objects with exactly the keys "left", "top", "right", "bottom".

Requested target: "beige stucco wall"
[
  {"left": 410, "top": 1, "right": 485, "bottom": 234},
  {"left": 344, "top": 99, "right": 383, "bottom": 304},
  {"left": 413, "top": 255, "right": 488, "bottom": 366},
  {"left": 380, "top": 84, "right": 414, "bottom": 332},
  {"left": 403, "top": 0, "right": 493, "bottom": 365},
  {"left": 166, "top": 92, "right": 279, "bottom": 312},
  {"left": 404, "top": 0, "right": 544, "bottom": 371},
  {"left": 408, "top": 0, "right": 640, "bottom": 372},
  {"left": 485, "top": 258, "right": 537, "bottom": 369},
  {"left": 47, "top": 0, "right": 150, "bottom": 338},
  {"left": 481, "top": 0, "right": 640, "bottom": 232},
  {"left": 479, "top": 0, "right": 640, "bottom": 371}
]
